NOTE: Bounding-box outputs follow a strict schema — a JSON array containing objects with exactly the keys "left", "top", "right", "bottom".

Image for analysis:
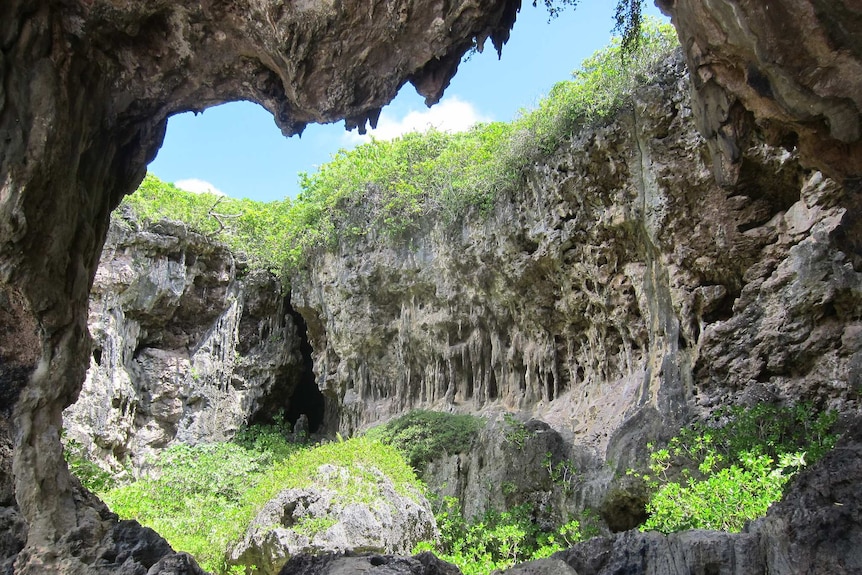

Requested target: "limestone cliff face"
[
  {"left": 292, "top": 52, "right": 862, "bottom": 460},
  {"left": 657, "top": 0, "right": 862, "bottom": 185},
  {"left": 2, "top": 0, "right": 862, "bottom": 571},
  {"left": 0, "top": 1, "right": 519, "bottom": 570},
  {"left": 62, "top": 210, "right": 313, "bottom": 472}
]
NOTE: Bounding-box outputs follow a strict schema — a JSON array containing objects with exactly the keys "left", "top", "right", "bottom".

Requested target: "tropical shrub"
[
  {"left": 415, "top": 496, "right": 599, "bottom": 575},
  {"left": 632, "top": 403, "right": 838, "bottom": 534},
  {"left": 365, "top": 410, "right": 484, "bottom": 470}
]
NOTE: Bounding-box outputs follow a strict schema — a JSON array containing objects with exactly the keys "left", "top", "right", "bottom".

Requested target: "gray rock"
[
  {"left": 277, "top": 551, "right": 462, "bottom": 575},
  {"left": 63, "top": 217, "right": 307, "bottom": 472},
  {"left": 229, "top": 464, "right": 438, "bottom": 574},
  {"left": 497, "top": 558, "right": 578, "bottom": 575}
]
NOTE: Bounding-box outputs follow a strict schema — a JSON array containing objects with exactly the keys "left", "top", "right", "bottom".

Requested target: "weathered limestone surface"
[
  {"left": 0, "top": 0, "right": 520, "bottom": 570},
  {"left": 292, "top": 52, "right": 861, "bottom": 442},
  {"left": 229, "top": 464, "right": 437, "bottom": 575},
  {"left": 277, "top": 551, "right": 462, "bottom": 575},
  {"left": 657, "top": 0, "right": 862, "bottom": 185},
  {"left": 62, "top": 209, "right": 307, "bottom": 473},
  {"left": 1, "top": 0, "right": 862, "bottom": 572}
]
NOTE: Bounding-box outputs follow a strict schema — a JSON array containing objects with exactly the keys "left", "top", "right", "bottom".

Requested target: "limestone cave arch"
[{"left": 1, "top": 0, "right": 861, "bottom": 572}]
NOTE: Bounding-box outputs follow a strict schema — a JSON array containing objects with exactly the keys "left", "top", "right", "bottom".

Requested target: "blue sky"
[{"left": 149, "top": 2, "right": 668, "bottom": 202}]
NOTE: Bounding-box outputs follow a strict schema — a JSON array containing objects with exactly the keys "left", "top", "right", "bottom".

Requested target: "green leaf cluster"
[
  {"left": 98, "top": 432, "right": 421, "bottom": 574},
  {"left": 365, "top": 410, "right": 485, "bottom": 470},
  {"left": 415, "top": 496, "right": 599, "bottom": 575},
  {"left": 502, "top": 413, "right": 533, "bottom": 449},
  {"left": 632, "top": 403, "right": 838, "bottom": 534},
  {"left": 124, "top": 21, "right": 677, "bottom": 276},
  {"left": 62, "top": 436, "right": 125, "bottom": 494}
]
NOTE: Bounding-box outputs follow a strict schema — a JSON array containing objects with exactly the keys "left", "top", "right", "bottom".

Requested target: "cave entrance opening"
[{"left": 248, "top": 301, "right": 325, "bottom": 435}]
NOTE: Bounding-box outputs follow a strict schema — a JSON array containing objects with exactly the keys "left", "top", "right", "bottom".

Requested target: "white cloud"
[
  {"left": 174, "top": 178, "right": 225, "bottom": 196},
  {"left": 346, "top": 96, "right": 491, "bottom": 144}
]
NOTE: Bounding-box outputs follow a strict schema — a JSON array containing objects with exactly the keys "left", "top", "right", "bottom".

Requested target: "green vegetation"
[
  {"left": 99, "top": 432, "right": 421, "bottom": 574},
  {"left": 62, "top": 436, "right": 125, "bottom": 494},
  {"left": 123, "top": 20, "right": 677, "bottom": 274},
  {"left": 365, "top": 410, "right": 484, "bottom": 469},
  {"left": 68, "top": 403, "right": 839, "bottom": 574},
  {"left": 631, "top": 403, "right": 838, "bottom": 534},
  {"left": 415, "top": 497, "right": 600, "bottom": 575},
  {"left": 122, "top": 175, "right": 298, "bottom": 271},
  {"left": 502, "top": 413, "right": 533, "bottom": 449}
]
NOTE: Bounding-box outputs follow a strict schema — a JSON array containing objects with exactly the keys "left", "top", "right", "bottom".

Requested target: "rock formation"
[
  {"left": 0, "top": 0, "right": 519, "bottom": 570},
  {"left": 278, "top": 551, "right": 461, "bottom": 575},
  {"left": 229, "top": 464, "right": 437, "bottom": 575},
  {"left": 291, "top": 50, "right": 861, "bottom": 449},
  {"left": 1, "top": 0, "right": 861, "bottom": 573},
  {"left": 62, "top": 208, "right": 315, "bottom": 473},
  {"left": 656, "top": 0, "right": 862, "bottom": 186}
]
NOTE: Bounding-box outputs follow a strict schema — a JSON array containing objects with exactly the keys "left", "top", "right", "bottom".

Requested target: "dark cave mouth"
[{"left": 249, "top": 301, "right": 325, "bottom": 434}]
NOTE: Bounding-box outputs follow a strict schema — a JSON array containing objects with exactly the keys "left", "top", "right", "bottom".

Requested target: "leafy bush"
[
  {"left": 505, "top": 17, "right": 677, "bottom": 166},
  {"left": 415, "top": 496, "right": 598, "bottom": 575},
  {"left": 642, "top": 451, "right": 802, "bottom": 533},
  {"left": 364, "top": 410, "right": 484, "bottom": 470},
  {"left": 62, "top": 437, "right": 124, "bottom": 494},
  {"left": 632, "top": 403, "right": 838, "bottom": 534},
  {"left": 100, "top": 434, "right": 421, "bottom": 574},
  {"left": 232, "top": 413, "right": 297, "bottom": 461},
  {"left": 502, "top": 413, "right": 533, "bottom": 449}
]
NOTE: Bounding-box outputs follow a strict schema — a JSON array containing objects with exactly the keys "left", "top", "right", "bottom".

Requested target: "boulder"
[{"left": 229, "top": 464, "right": 438, "bottom": 575}]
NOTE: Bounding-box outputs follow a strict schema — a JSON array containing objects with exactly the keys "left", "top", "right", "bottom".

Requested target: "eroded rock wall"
[
  {"left": 291, "top": 51, "right": 862, "bottom": 475},
  {"left": 62, "top": 210, "right": 309, "bottom": 473},
  {"left": 0, "top": 0, "right": 519, "bottom": 569},
  {"left": 657, "top": 0, "right": 862, "bottom": 184},
  {"left": 2, "top": 0, "right": 862, "bottom": 571}
]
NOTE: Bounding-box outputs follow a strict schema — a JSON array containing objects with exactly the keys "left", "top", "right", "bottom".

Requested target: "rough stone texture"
[
  {"left": 291, "top": 52, "right": 862, "bottom": 458},
  {"left": 0, "top": 0, "right": 520, "bottom": 571},
  {"left": 2, "top": 0, "right": 862, "bottom": 572},
  {"left": 657, "top": 0, "right": 862, "bottom": 184},
  {"left": 553, "top": 422, "right": 862, "bottom": 575},
  {"left": 229, "top": 463, "right": 438, "bottom": 575},
  {"left": 422, "top": 414, "right": 609, "bottom": 529},
  {"left": 62, "top": 209, "right": 307, "bottom": 472},
  {"left": 277, "top": 552, "right": 462, "bottom": 575},
  {"left": 500, "top": 558, "right": 578, "bottom": 575}
]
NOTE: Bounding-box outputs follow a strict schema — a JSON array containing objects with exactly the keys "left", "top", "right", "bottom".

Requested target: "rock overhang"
[{"left": 2, "top": 0, "right": 862, "bottom": 572}]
